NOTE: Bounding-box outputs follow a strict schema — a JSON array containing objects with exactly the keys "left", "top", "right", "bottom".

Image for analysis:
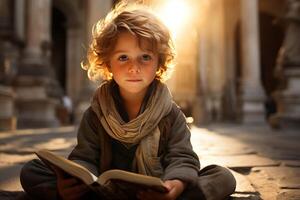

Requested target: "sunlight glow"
[{"left": 155, "top": 0, "right": 192, "bottom": 39}]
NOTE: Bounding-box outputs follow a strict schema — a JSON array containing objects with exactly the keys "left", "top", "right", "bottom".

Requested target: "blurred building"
[{"left": 0, "top": 0, "right": 299, "bottom": 130}]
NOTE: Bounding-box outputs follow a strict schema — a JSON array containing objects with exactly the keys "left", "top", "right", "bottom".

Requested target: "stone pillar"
[
  {"left": 270, "top": 0, "right": 300, "bottom": 128},
  {"left": 0, "top": 41, "right": 18, "bottom": 131},
  {"left": 207, "top": 0, "right": 227, "bottom": 122},
  {"left": 21, "top": 0, "right": 50, "bottom": 67},
  {"left": 170, "top": 29, "right": 198, "bottom": 120},
  {"left": 14, "top": 0, "right": 60, "bottom": 129},
  {"left": 74, "top": 0, "right": 112, "bottom": 123},
  {"left": 194, "top": 0, "right": 227, "bottom": 123},
  {"left": 0, "top": 0, "right": 18, "bottom": 130},
  {"left": 240, "top": 0, "right": 266, "bottom": 123},
  {"left": 66, "top": 28, "right": 83, "bottom": 103}
]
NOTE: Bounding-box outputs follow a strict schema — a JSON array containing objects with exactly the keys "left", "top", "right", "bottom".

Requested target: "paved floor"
[
  {"left": 0, "top": 124, "right": 299, "bottom": 199},
  {"left": 192, "top": 124, "right": 300, "bottom": 200}
]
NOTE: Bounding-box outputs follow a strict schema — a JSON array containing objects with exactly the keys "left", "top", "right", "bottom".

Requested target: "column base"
[
  {"left": 16, "top": 97, "right": 60, "bottom": 129},
  {"left": 17, "top": 118, "right": 59, "bottom": 129},
  {"left": 0, "top": 85, "right": 16, "bottom": 131},
  {"left": 271, "top": 68, "right": 300, "bottom": 129},
  {"left": 269, "top": 114, "right": 300, "bottom": 129},
  {"left": 242, "top": 101, "right": 266, "bottom": 124},
  {"left": 192, "top": 96, "right": 209, "bottom": 125},
  {"left": 0, "top": 117, "right": 17, "bottom": 131},
  {"left": 242, "top": 84, "right": 266, "bottom": 124},
  {"left": 270, "top": 95, "right": 300, "bottom": 129}
]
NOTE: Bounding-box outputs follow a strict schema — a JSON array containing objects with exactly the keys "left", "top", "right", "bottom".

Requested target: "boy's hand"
[
  {"left": 137, "top": 179, "right": 186, "bottom": 200},
  {"left": 52, "top": 166, "right": 89, "bottom": 200}
]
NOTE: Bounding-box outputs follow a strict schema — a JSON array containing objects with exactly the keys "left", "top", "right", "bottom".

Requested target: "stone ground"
[{"left": 0, "top": 123, "right": 299, "bottom": 200}]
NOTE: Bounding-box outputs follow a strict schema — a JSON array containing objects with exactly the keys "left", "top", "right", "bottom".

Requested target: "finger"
[
  {"left": 163, "top": 180, "right": 185, "bottom": 199},
  {"left": 163, "top": 181, "right": 173, "bottom": 192}
]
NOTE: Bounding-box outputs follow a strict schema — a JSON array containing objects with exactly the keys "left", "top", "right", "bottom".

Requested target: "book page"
[
  {"left": 97, "top": 169, "right": 168, "bottom": 193},
  {"left": 36, "top": 149, "right": 98, "bottom": 185}
]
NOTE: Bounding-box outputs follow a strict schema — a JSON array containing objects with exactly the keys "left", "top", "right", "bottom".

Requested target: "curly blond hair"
[{"left": 82, "top": 2, "right": 176, "bottom": 82}]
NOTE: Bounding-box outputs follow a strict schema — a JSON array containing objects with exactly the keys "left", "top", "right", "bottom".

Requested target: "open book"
[{"left": 35, "top": 149, "right": 168, "bottom": 199}]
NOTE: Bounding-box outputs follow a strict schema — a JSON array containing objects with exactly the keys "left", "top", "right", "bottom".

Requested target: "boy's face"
[{"left": 109, "top": 32, "right": 159, "bottom": 98}]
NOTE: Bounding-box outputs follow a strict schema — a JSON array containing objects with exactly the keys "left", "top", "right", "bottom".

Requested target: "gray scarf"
[{"left": 91, "top": 80, "right": 173, "bottom": 176}]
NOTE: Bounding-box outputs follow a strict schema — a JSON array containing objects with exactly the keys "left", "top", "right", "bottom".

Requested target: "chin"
[
  {"left": 127, "top": 89, "right": 144, "bottom": 94},
  {"left": 125, "top": 87, "right": 147, "bottom": 94}
]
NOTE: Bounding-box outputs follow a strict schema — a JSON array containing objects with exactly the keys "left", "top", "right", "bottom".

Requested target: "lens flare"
[{"left": 155, "top": 0, "right": 192, "bottom": 39}]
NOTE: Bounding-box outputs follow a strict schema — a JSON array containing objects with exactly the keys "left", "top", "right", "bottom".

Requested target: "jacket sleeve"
[
  {"left": 161, "top": 107, "right": 200, "bottom": 184},
  {"left": 68, "top": 107, "right": 101, "bottom": 176}
]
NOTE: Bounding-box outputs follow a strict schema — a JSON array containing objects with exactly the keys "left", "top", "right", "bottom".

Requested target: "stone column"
[
  {"left": 0, "top": 0, "right": 18, "bottom": 130},
  {"left": 0, "top": 41, "right": 18, "bottom": 131},
  {"left": 240, "top": 0, "right": 266, "bottom": 123},
  {"left": 270, "top": 0, "right": 300, "bottom": 128},
  {"left": 74, "top": 0, "right": 112, "bottom": 123},
  {"left": 66, "top": 28, "right": 83, "bottom": 103},
  {"left": 0, "top": 47, "right": 17, "bottom": 131},
  {"left": 14, "top": 0, "right": 60, "bottom": 128},
  {"left": 193, "top": 0, "right": 228, "bottom": 123},
  {"left": 21, "top": 0, "right": 50, "bottom": 68}
]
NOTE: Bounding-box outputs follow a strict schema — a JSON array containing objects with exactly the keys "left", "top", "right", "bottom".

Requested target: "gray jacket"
[{"left": 68, "top": 103, "right": 200, "bottom": 185}]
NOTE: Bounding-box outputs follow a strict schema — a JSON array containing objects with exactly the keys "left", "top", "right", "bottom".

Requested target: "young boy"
[{"left": 20, "top": 2, "right": 236, "bottom": 200}]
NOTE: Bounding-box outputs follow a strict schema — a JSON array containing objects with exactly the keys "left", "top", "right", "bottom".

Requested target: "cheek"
[
  {"left": 109, "top": 61, "right": 122, "bottom": 73},
  {"left": 146, "top": 66, "right": 158, "bottom": 78}
]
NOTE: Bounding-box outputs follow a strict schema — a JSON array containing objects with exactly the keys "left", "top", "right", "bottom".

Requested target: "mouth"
[{"left": 126, "top": 79, "right": 142, "bottom": 82}]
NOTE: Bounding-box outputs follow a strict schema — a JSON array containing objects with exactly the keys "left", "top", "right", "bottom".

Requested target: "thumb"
[{"left": 163, "top": 181, "right": 173, "bottom": 191}]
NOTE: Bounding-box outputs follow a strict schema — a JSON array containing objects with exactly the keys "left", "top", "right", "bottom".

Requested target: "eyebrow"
[
  {"left": 112, "top": 50, "right": 154, "bottom": 55},
  {"left": 112, "top": 50, "right": 127, "bottom": 54}
]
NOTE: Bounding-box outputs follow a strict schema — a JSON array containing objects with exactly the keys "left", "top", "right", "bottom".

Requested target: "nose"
[{"left": 128, "top": 60, "right": 141, "bottom": 73}]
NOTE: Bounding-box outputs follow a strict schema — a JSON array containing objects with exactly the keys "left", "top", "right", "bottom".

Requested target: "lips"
[{"left": 126, "top": 79, "right": 142, "bottom": 82}]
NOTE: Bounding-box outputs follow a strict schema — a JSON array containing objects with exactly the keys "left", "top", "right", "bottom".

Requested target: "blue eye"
[
  {"left": 141, "top": 54, "right": 152, "bottom": 61},
  {"left": 118, "top": 55, "right": 128, "bottom": 61}
]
